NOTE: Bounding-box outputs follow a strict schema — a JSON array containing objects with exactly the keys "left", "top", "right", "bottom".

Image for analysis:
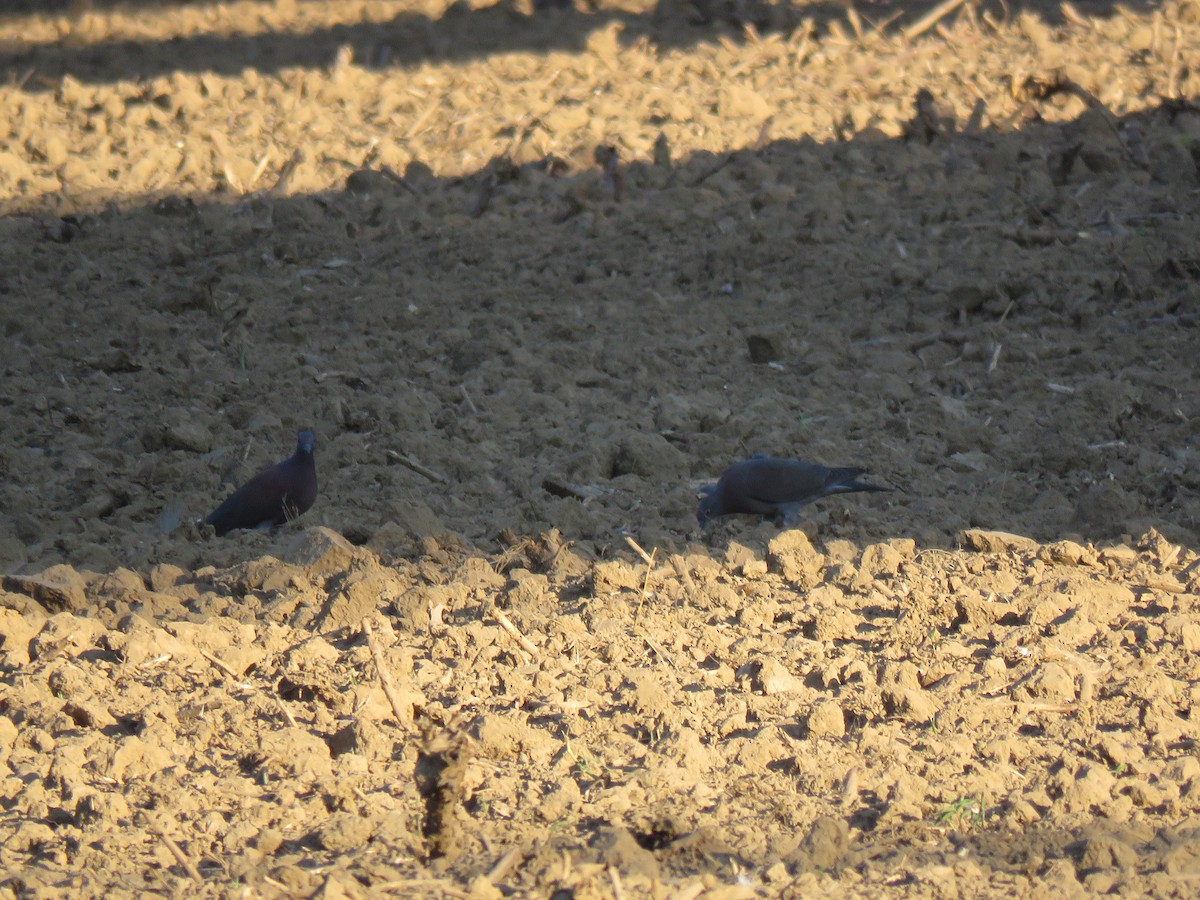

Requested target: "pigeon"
[
  {"left": 203, "top": 430, "right": 318, "bottom": 536},
  {"left": 697, "top": 455, "right": 890, "bottom": 527}
]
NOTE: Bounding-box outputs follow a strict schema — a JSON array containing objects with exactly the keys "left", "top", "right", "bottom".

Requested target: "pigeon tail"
[{"left": 826, "top": 469, "right": 891, "bottom": 496}]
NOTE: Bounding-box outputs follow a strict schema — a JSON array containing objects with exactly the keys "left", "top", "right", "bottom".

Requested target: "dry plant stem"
[
  {"left": 841, "top": 767, "right": 861, "bottom": 808},
  {"left": 1060, "top": 2, "right": 1088, "bottom": 28},
  {"left": 670, "top": 555, "right": 699, "bottom": 606},
  {"left": 1167, "top": 24, "right": 1182, "bottom": 98},
  {"left": 636, "top": 547, "right": 657, "bottom": 616},
  {"left": 1043, "top": 642, "right": 1108, "bottom": 677},
  {"left": 988, "top": 700, "right": 1076, "bottom": 713},
  {"left": 404, "top": 99, "right": 441, "bottom": 140},
  {"left": 903, "top": 0, "right": 968, "bottom": 41},
  {"left": 487, "top": 846, "right": 521, "bottom": 882},
  {"left": 371, "top": 880, "right": 472, "bottom": 897},
  {"left": 752, "top": 118, "right": 772, "bottom": 151},
  {"left": 790, "top": 19, "right": 813, "bottom": 68},
  {"left": 607, "top": 865, "right": 625, "bottom": 900},
  {"left": 362, "top": 617, "right": 412, "bottom": 725},
  {"left": 689, "top": 152, "right": 732, "bottom": 186},
  {"left": 199, "top": 647, "right": 297, "bottom": 726},
  {"left": 1146, "top": 576, "right": 1183, "bottom": 593},
  {"left": 624, "top": 536, "right": 658, "bottom": 615},
  {"left": 385, "top": 449, "right": 447, "bottom": 483},
  {"left": 270, "top": 148, "right": 302, "bottom": 194},
  {"left": 198, "top": 647, "right": 237, "bottom": 679},
  {"left": 270, "top": 679, "right": 299, "bottom": 728},
  {"left": 623, "top": 536, "right": 654, "bottom": 566},
  {"left": 152, "top": 823, "right": 203, "bottom": 881},
  {"left": 845, "top": 5, "right": 864, "bottom": 43},
  {"left": 247, "top": 150, "right": 271, "bottom": 191},
  {"left": 1159, "top": 542, "right": 1182, "bottom": 570},
  {"left": 460, "top": 384, "right": 479, "bottom": 415},
  {"left": 987, "top": 343, "right": 1002, "bottom": 372},
  {"left": 492, "top": 608, "right": 540, "bottom": 660},
  {"left": 636, "top": 627, "right": 676, "bottom": 669}
]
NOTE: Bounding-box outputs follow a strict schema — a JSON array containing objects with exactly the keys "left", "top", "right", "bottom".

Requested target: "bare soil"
[{"left": 2, "top": 0, "right": 1200, "bottom": 896}]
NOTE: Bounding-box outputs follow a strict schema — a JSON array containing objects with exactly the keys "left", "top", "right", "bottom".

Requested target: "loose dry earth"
[{"left": 2, "top": 0, "right": 1200, "bottom": 896}]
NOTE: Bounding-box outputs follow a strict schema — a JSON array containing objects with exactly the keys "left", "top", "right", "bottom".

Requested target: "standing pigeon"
[
  {"left": 203, "top": 430, "right": 318, "bottom": 536},
  {"left": 697, "top": 455, "right": 889, "bottom": 527}
]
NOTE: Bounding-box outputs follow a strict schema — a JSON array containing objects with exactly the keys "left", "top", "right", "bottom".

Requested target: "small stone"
[
  {"left": 311, "top": 812, "right": 374, "bottom": 853},
  {"left": 3, "top": 565, "right": 89, "bottom": 612},
  {"left": 1040, "top": 540, "right": 1097, "bottom": 566},
  {"left": 748, "top": 658, "right": 800, "bottom": 695},
  {"left": 256, "top": 828, "right": 285, "bottom": 854},
  {"left": 285, "top": 527, "right": 356, "bottom": 577},
  {"left": 163, "top": 419, "right": 212, "bottom": 453},
  {"left": 859, "top": 542, "right": 904, "bottom": 577},
  {"left": 1067, "top": 765, "right": 1117, "bottom": 813},
  {"left": 385, "top": 499, "right": 446, "bottom": 539},
  {"left": 592, "top": 826, "right": 660, "bottom": 880},
  {"left": 959, "top": 529, "right": 1039, "bottom": 553},
  {"left": 788, "top": 815, "right": 849, "bottom": 871},
  {"left": 257, "top": 727, "right": 332, "bottom": 780},
  {"left": 1179, "top": 623, "right": 1200, "bottom": 652},
  {"left": 806, "top": 702, "right": 845, "bottom": 738},
  {"left": 1099, "top": 544, "right": 1138, "bottom": 567},
  {"left": 746, "top": 334, "right": 781, "bottom": 364},
  {"left": 593, "top": 559, "right": 643, "bottom": 593},
  {"left": 883, "top": 687, "right": 938, "bottom": 722},
  {"left": 609, "top": 432, "right": 688, "bottom": 479},
  {"left": 537, "top": 778, "right": 582, "bottom": 821},
  {"left": 1015, "top": 662, "right": 1076, "bottom": 703},
  {"left": 468, "top": 876, "right": 503, "bottom": 900},
  {"left": 1079, "top": 832, "right": 1138, "bottom": 870},
  {"left": 741, "top": 558, "right": 768, "bottom": 578},
  {"left": 768, "top": 530, "right": 823, "bottom": 582},
  {"left": 148, "top": 563, "right": 186, "bottom": 593},
  {"left": 1097, "top": 735, "right": 1143, "bottom": 768},
  {"left": 764, "top": 861, "right": 790, "bottom": 883}
]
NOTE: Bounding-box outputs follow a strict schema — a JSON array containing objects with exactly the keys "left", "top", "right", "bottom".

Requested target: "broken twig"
[
  {"left": 151, "top": 822, "right": 203, "bottom": 882},
  {"left": 903, "top": 0, "right": 968, "bottom": 41},
  {"left": 493, "top": 608, "right": 540, "bottom": 660},
  {"left": 362, "top": 617, "right": 413, "bottom": 726}
]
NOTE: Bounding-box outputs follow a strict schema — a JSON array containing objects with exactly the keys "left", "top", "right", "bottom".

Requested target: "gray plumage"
[{"left": 697, "top": 455, "right": 889, "bottom": 527}]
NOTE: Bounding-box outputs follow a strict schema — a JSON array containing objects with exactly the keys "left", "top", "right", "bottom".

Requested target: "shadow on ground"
[
  {"left": 1, "top": 82, "right": 1197, "bottom": 575},
  {"left": 0, "top": 0, "right": 1162, "bottom": 89}
]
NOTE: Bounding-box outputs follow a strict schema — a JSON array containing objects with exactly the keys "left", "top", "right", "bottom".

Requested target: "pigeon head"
[
  {"left": 297, "top": 430, "right": 316, "bottom": 454},
  {"left": 696, "top": 484, "right": 720, "bottom": 527}
]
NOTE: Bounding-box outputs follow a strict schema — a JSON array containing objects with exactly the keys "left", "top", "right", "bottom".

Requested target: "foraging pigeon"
[
  {"left": 203, "top": 430, "right": 318, "bottom": 536},
  {"left": 697, "top": 455, "right": 889, "bottom": 527}
]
